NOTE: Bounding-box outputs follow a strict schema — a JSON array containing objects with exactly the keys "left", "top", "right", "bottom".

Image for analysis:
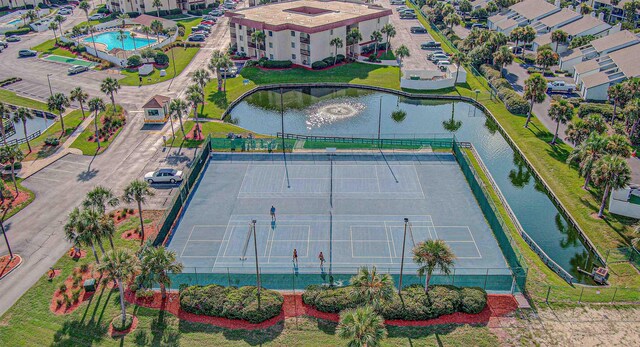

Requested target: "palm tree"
[
  {"left": 551, "top": 30, "right": 568, "bottom": 53},
  {"left": 153, "top": 0, "right": 163, "bottom": 18},
  {"left": 48, "top": 21, "right": 59, "bottom": 43},
  {"left": 47, "top": 92, "right": 70, "bottom": 135},
  {"left": 371, "top": 31, "right": 383, "bottom": 57},
  {"left": 523, "top": 73, "right": 547, "bottom": 128},
  {"left": 65, "top": 207, "right": 101, "bottom": 263},
  {"left": 444, "top": 12, "right": 462, "bottom": 31},
  {"left": 98, "top": 249, "right": 139, "bottom": 327},
  {"left": 412, "top": 239, "right": 455, "bottom": 294},
  {"left": 0, "top": 103, "right": 9, "bottom": 147},
  {"left": 395, "top": 45, "right": 410, "bottom": 81},
  {"left": 0, "top": 145, "right": 24, "bottom": 194},
  {"left": 141, "top": 26, "right": 153, "bottom": 43},
  {"left": 191, "top": 68, "right": 210, "bottom": 99},
  {"left": 380, "top": 23, "right": 396, "bottom": 49},
  {"left": 520, "top": 26, "right": 537, "bottom": 58},
  {"left": 208, "top": 50, "right": 233, "bottom": 92},
  {"left": 140, "top": 246, "right": 183, "bottom": 298},
  {"left": 567, "top": 133, "right": 608, "bottom": 189},
  {"left": 54, "top": 14, "right": 64, "bottom": 38},
  {"left": 83, "top": 186, "right": 120, "bottom": 215},
  {"left": 608, "top": 84, "right": 630, "bottom": 125},
  {"left": 536, "top": 49, "right": 558, "bottom": 70},
  {"left": 337, "top": 305, "right": 387, "bottom": 347},
  {"left": 88, "top": 97, "right": 106, "bottom": 149},
  {"left": 130, "top": 32, "right": 138, "bottom": 52},
  {"left": 347, "top": 28, "right": 363, "bottom": 59},
  {"left": 100, "top": 77, "right": 120, "bottom": 117},
  {"left": 329, "top": 37, "right": 343, "bottom": 66},
  {"left": 510, "top": 26, "right": 524, "bottom": 53},
  {"left": 592, "top": 155, "right": 631, "bottom": 218},
  {"left": 122, "top": 180, "right": 155, "bottom": 246},
  {"left": 169, "top": 98, "right": 189, "bottom": 138},
  {"left": 250, "top": 30, "right": 266, "bottom": 58},
  {"left": 492, "top": 45, "right": 513, "bottom": 77},
  {"left": 79, "top": 1, "right": 99, "bottom": 56},
  {"left": 117, "top": 13, "right": 129, "bottom": 29},
  {"left": 70, "top": 87, "right": 89, "bottom": 120},
  {"left": 451, "top": 52, "right": 468, "bottom": 85},
  {"left": 548, "top": 99, "right": 573, "bottom": 145},
  {"left": 12, "top": 107, "right": 34, "bottom": 152},
  {"left": 116, "top": 29, "right": 127, "bottom": 58},
  {"left": 187, "top": 85, "right": 204, "bottom": 139},
  {"left": 606, "top": 134, "right": 631, "bottom": 157},
  {"left": 349, "top": 266, "right": 394, "bottom": 309},
  {"left": 150, "top": 20, "right": 163, "bottom": 42}
]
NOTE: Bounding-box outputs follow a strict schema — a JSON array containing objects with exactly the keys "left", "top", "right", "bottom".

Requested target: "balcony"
[
  {"left": 300, "top": 36, "right": 310, "bottom": 44},
  {"left": 301, "top": 49, "right": 310, "bottom": 56}
]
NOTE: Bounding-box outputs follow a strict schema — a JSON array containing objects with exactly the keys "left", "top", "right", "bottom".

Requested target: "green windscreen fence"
[{"left": 453, "top": 141, "right": 528, "bottom": 291}]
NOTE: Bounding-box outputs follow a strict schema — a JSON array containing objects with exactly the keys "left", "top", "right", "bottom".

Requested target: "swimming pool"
[
  {"left": 8, "top": 18, "right": 22, "bottom": 26},
  {"left": 83, "top": 31, "right": 156, "bottom": 51}
]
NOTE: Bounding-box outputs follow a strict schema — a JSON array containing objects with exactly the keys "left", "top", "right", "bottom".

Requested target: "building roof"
[
  {"left": 537, "top": 8, "right": 581, "bottom": 28},
  {"left": 580, "top": 71, "right": 614, "bottom": 88},
  {"left": 608, "top": 43, "right": 640, "bottom": 80},
  {"left": 510, "top": 0, "right": 559, "bottom": 21},
  {"left": 534, "top": 32, "right": 552, "bottom": 47},
  {"left": 574, "top": 58, "right": 599, "bottom": 74},
  {"left": 142, "top": 95, "right": 171, "bottom": 109},
  {"left": 131, "top": 14, "right": 176, "bottom": 28},
  {"left": 590, "top": 30, "right": 639, "bottom": 53},
  {"left": 557, "top": 15, "right": 609, "bottom": 36},
  {"left": 496, "top": 18, "right": 518, "bottom": 30},
  {"left": 594, "top": 0, "right": 635, "bottom": 10},
  {"left": 226, "top": 0, "right": 392, "bottom": 34},
  {"left": 488, "top": 13, "right": 507, "bottom": 24}
]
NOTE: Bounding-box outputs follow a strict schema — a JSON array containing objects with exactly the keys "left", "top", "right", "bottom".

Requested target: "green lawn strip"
[
  {"left": 118, "top": 47, "right": 200, "bottom": 86},
  {"left": 463, "top": 148, "right": 639, "bottom": 303},
  {"left": 177, "top": 18, "right": 203, "bottom": 40},
  {"left": 18, "top": 110, "right": 85, "bottom": 159},
  {"left": 0, "top": 89, "right": 49, "bottom": 111},
  {"left": 167, "top": 120, "right": 261, "bottom": 148},
  {"left": 69, "top": 105, "right": 124, "bottom": 155},
  {"left": 31, "top": 39, "right": 76, "bottom": 58}
]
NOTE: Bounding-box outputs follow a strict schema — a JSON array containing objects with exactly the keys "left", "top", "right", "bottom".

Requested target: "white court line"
[
  {"left": 374, "top": 166, "right": 381, "bottom": 193},
  {"left": 188, "top": 239, "right": 225, "bottom": 242},
  {"left": 384, "top": 221, "right": 397, "bottom": 258},
  {"left": 181, "top": 256, "right": 216, "bottom": 258},
  {"left": 412, "top": 164, "right": 426, "bottom": 199},
  {"left": 180, "top": 225, "right": 199, "bottom": 257},
  {"left": 211, "top": 221, "right": 233, "bottom": 271},
  {"left": 431, "top": 226, "right": 483, "bottom": 259}
]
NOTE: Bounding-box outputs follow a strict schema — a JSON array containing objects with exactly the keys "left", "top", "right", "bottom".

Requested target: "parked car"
[
  {"left": 192, "top": 30, "right": 209, "bottom": 37},
  {"left": 219, "top": 66, "right": 238, "bottom": 77},
  {"left": 88, "top": 13, "right": 105, "bottom": 20},
  {"left": 188, "top": 34, "right": 206, "bottom": 42},
  {"left": 6, "top": 35, "right": 21, "bottom": 42},
  {"left": 420, "top": 41, "right": 441, "bottom": 49},
  {"left": 0, "top": 41, "right": 7, "bottom": 48},
  {"left": 209, "top": 10, "right": 225, "bottom": 16},
  {"left": 68, "top": 65, "right": 89, "bottom": 75},
  {"left": 201, "top": 20, "right": 216, "bottom": 25},
  {"left": 400, "top": 13, "right": 417, "bottom": 19},
  {"left": 471, "top": 23, "right": 488, "bottom": 29},
  {"left": 391, "top": 0, "right": 405, "bottom": 4},
  {"left": 437, "top": 60, "right": 451, "bottom": 68},
  {"left": 547, "top": 80, "right": 576, "bottom": 93},
  {"left": 428, "top": 53, "right": 448, "bottom": 61},
  {"left": 59, "top": 9, "right": 72, "bottom": 15},
  {"left": 18, "top": 49, "right": 37, "bottom": 57},
  {"left": 410, "top": 26, "right": 428, "bottom": 34},
  {"left": 145, "top": 168, "right": 183, "bottom": 184}
]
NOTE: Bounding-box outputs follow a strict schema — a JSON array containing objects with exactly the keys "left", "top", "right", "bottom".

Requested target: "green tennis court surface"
[
  {"left": 167, "top": 152, "right": 513, "bottom": 290},
  {"left": 43, "top": 55, "right": 97, "bottom": 67}
]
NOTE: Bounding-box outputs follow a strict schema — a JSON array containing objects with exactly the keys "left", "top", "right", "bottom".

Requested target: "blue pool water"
[
  {"left": 8, "top": 18, "right": 22, "bottom": 26},
  {"left": 83, "top": 31, "right": 156, "bottom": 51}
]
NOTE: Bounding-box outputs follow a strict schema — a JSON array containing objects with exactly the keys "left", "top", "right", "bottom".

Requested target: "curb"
[{"left": 0, "top": 254, "right": 23, "bottom": 280}]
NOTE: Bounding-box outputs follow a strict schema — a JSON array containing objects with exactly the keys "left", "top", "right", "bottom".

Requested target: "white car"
[
  {"left": 145, "top": 168, "right": 183, "bottom": 184},
  {"left": 89, "top": 13, "right": 105, "bottom": 21},
  {"left": 68, "top": 65, "right": 89, "bottom": 75}
]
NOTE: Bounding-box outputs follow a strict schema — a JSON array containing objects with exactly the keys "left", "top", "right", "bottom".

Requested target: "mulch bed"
[
  {"left": 1, "top": 190, "right": 30, "bottom": 210},
  {"left": 68, "top": 248, "right": 86, "bottom": 260},
  {"left": 125, "top": 290, "right": 519, "bottom": 330},
  {"left": 185, "top": 124, "right": 204, "bottom": 140},
  {"left": 49, "top": 265, "right": 102, "bottom": 315},
  {"left": 0, "top": 254, "right": 22, "bottom": 280},
  {"left": 109, "top": 315, "right": 139, "bottom": 337}
]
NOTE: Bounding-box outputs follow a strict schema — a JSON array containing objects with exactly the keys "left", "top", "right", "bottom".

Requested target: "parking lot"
[{"left": 383, "top": 0, "right": 439, "bottom": 72}]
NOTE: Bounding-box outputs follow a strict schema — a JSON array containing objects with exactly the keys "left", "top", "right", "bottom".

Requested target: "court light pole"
[
  {"left": 45, "top": 73, "right": 53, "bottom": 127},
  {"left": 398, "top": 218, "right": 409, "bottom": 295},
  {"left": 280, "top": 87, "right": 285, "bottom": 153},
  {"left": 377, "top": 96, "right": 382, "bottom": 147},
  {"left": 252, "top": 219, "right": 261, "bottom": 309}
]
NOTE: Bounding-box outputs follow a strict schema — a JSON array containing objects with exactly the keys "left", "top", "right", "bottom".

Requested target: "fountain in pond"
[{"left": 305, "top": 100, "right": 366, "bottom": 129}]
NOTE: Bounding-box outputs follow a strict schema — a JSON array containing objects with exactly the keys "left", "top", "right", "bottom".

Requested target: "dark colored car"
[
  {"left": 410, "top": 26, "right": 428, "bottom": 34},
  {"left": 188, "top": 34, "right": 206, "bottom": 42},
  {"left": 420, "top": 41, "right": 441, "bottom": 49}
]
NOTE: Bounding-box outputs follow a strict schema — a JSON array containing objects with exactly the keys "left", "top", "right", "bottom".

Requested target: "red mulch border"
[
  {"left": 185, "top": 124, "right": 205, "bottom": 141},
  {"left": 109, "top": 315, "right": 139, "bottom": 337},
  {"left": 1, "top": 190, "right": 29, "bottom": 210},
  {"left": 0, "top": 254, "right": 22, "bottom": 280},
  {"left": 125, "top": 290, "right": 518, "bottom": 330},
  {"left": 68, "top": 248, "right": 87, "bottom": 260},
  {"left": 49, "top": 266, "right": 101, "bottom": 315}
]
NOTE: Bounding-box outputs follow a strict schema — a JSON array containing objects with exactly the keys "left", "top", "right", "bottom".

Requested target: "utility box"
[{"left": 83, "top": 278, "right": 96, "bottom": 292}]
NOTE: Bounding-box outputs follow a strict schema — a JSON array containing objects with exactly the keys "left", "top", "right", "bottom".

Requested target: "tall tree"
[
  {"left": 54, "top": 14, "right": 64, "bottom": 38},
  {"left": 459, "top": 0, "right": 472, "bottom": 20},
  {"left": 509, "top": 26, "right": 524, "bottom": 52},
  {"left": 116, "top": 29, "right": 127, "bottom": 57},
  {"left": 47, "top": 92, "right": 70, "bottom": 135},
  {"left": 88, "top": 97, "right": 106, "bottom": 149},
  {"left": 592, "top": 155, "right": 631, "bottom": 218},
  {"left": 451, "top": 52, "right": 468, "bottom": 85},
  {"left": 48, "top": 21, "right": 59, "bottom": 43},
  {"left": 122, "top": 180, "right": 155, "bottom": 246},
  {"left": 371, "top": 30, "right": 383, "bottom": 56},
  {"left": 100, "top": 77, "right": 120, "bottom": 117},
  {"left": 191, "top": 68, "right": 210, "bottom": 100},
  {"left": 380, "top": 23, "right": 396, "bottom": 49},
  {"left": 523, "top": 73, "right": 547, "bottom": 128},
  {"left": 349, "top": 266, "right": 395, "bottom": 309},
  {"left": 395, "top": 45, "right": 410, "bottom": 80},
  {"left": 548, "top": 100, "right": 573, "bottom": 145},
  {"left": 567, "top": 133, "right": 608, "bottom": 189},
  {"left": 0, "top": 145, "right": 24, "bottom": 194},
  {"left": 70, "top": 87, "right": 89, "bottom": 120},
  {"left": 520, "top": 26, "right": 536, "bottom": 58},
  {"left": 608, "top": 84, "right": 630, "bottom": 125},
  {"left": 117, "top": 13, "right": 129, "bottom": 29},
  {"left": 83, "top": 186, "right": 120, "bottom": 215},
  {"left": 153, "top": 0, "right": 163, "bottom": 18},
  {"left": 329, "top": 37, "right": 343, "bottom": 66},
  {"left": 150, "top": 20, "right": 163, "bottom": 42},
  {"left": 346, "top": 28, "right": 363, "bottom": 60},
  {"left": 65, "top": 207, "right": 101, "bottom": 263},
  {"left": 551, "top": 30, "right": 568, "bottom": 53},
  {"left": 187, "top": 84, "right": 204, "bottom": 138},
  {"left": 412, "top": 239, "right": 455, "bottom": 294},
  {"left": 250, "top": 30, "right": 266, "bottom": 58},
  {"left": 492, "top": 45, "right": 514, "bottom": 76},
  {"left": 169, "top": 98, "right": 189, "bottom": 138},
  {"left": 12, "top": 107, "right": 34, "bottom": 152},
  {"left": 98, "top": 249, "right": 139, "bottom": 327},
  {"left": 536, "top": 49, "right": 559, "bottom": 70},
  {"left": 140, "top": 246, "right": 183, "bottom": 298},
  {"left": 337, "top": 306, "right": 387, "bottom": 347},
  {"left": 444, "top": 12, "right": 462, "bottom": 31},
  {"left": 79, "top": 1, "right": 99, "bottom": 56}
]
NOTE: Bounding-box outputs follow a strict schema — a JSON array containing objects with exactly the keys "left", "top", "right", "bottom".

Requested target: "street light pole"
[
  {"left": 252, "top": 219, "right": 261, "bottom": 309},
  {"left": 167, "top": 46, "right": 177, "bottom": 91},
  {"left": 45, "top": 73, "right": 53, "bottom": 127},
  {"left": 398, "top": 218, "right": 408, "bottom": 294}
]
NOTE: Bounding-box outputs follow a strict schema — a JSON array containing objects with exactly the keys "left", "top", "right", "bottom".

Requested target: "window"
[
  {"left": 239, "top": 25, "right": 243, "bottom": 29},
  {"left": 377, "top": 18, "right": 380, "bottom": 24},
  {"left": 269, "top": 31, "right": 273, "bottom": 36},
  {"left": 270, "top": 54, "right": 274, "bottom": 59},
  {"left": 239, "top": 35, "right": 243, "bottom": 42},
  {"left": 269, "top": 42, "right": 273, "bottom": 48},
  {"left": 148, "top": 109, "right": 159, "bottom": 116},
  {"left": 292, "top": 54, "right": 297, "bottom": 59},
  {"left": 291, "top": 42, "right": 295, "bottom": 48},
  {"left": 291, "top": 30, "right": 295, "bottom": 37}
]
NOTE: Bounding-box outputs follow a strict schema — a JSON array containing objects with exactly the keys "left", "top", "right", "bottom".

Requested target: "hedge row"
[
  {"left": 261, "top": 60, "right": 292, "bottom": 69},
  {"left": 302, "top": 284, "right": 487, "bottom": 321},
  {"left": 578, "top": 103, "right": 614, "bottom": 119},
  {"left": 311, "top": 54, "right": 345, "bottom": 70},
  {"left": 4, "top": 27, "right": 31, "bottom": 36},
  {"left": 481, "top": 64, "right": 530, "bottom": 115},
  {"left": 179, "top": 284, "right": 283, "bottom": 323}
]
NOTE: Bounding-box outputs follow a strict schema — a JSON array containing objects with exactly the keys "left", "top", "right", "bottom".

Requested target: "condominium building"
[
  {"left": 0, "top": 0, "right": 45, "bottom": 9},
  {"left": 107, "top": 0, "right": 208, "bottom": 14},
  {"left": 560, "top": 29, "right": 638, "bottom": 73},
  {"left": 590, "top": 0, "right": 640, "bottom": 26},
  {"left": 532, "top": 12, "right": 612, "bottom": 53},
  {"left": 488, "top": 0, "right": 561, "bottom": 34},
  {"left": 226, "top": 0, "right": 392, "bottom": 67}
]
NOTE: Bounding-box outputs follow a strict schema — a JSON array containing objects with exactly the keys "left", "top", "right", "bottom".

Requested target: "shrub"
[
  {"left": 154, "top": 52, "right": 169, "bottom": 65},
  {"left": 498, "top": 87, "right": 531, "bottom": 114},
  {"left": 428, "top": 286, "right": 461, "bottom": 316},
  {"left": 58, "top": 283, "right": 67, "bottom": 293},
  {"left": 4, "top": 27, "right": 31, "bottom": 36},
  {"left": 311, "top": 61, "right": 328, "bottom": 70},
  {"left": 261, "top": 60, "right": 292, "bottom": 68},
  {"left": 3, "top": 162, "right": 22, "bottom": 170},
  {"left": 179, "top": 284, "right": 283, "bottom": 323},
  {"left": 56, "top": 298, "right": 63, "bottom": 307},
  {"left": 97, "top": 6, "right": 110, "bottom": 14},
  {"left": 322, "top": 57, "right": 335, "bottom": 66},
  {"left": 44, "top": 137, "right": 60, "bottom": 146},
  {"left": 336, "top": 54, "right": 345, "bottom": 63},
  {"left": 492, "top": 78, "right": 512, "bottom": 90},
  {"left": 306, "top": 286, "right": 356, "bottom": 313},
  {"left": 523, "top": 53, "right": 537, "bottom": 65},
  {"left": 367, "top": 55, "right": 381, "bottom": 63},
  {"left": 80, "top": 264, "right": 89, "bottom": 273},
  {"left": 460, "top": 287, "right": 486, "bottom": 314},
  {"left": 71, "top": 289, "right": 81, "bottom": 303},
  {"left": 480, "top": 64, "right": 501, "bottom": 82},
  {"left": 578, "top": 103, "right": 613, "bottom": 119},
  {"left": 125, "top": 11, "right": 140, "bottom": 18},
  {"left": 135, "top": 288, "right": 154, "bottom": 299},
  {"left": 111, "top": 315, "right": 134, "bottom": 331},
  {"left": 126, "top": 55, "right": 142, "bottom": 67}
]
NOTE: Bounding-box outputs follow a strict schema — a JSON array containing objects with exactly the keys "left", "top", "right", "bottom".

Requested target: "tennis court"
[{"left": 166, "top": 152, "right": 510, "bottom": 279}]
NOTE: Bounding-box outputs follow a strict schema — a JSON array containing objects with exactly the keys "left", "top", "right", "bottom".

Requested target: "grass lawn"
[
  {"left": 119, "top": 47, "right": 200, "bottom": 86},
  {"left": 31, "top": 39, "right": 76, "bottom": 58},
  {"left": 19, "top": 110, "right": 85, "bottom": 160},
  {"left": 177, "top": 18, "right": 203, "bottom": 40},
  {"left": 0, "top": 210, "right": 500, "bottom": 346},
  {"left": 166, "top": 120, "right": 254, "bottom": 148},
  {"left": 0, "top": 89, "right": 49, "bottom": 111},
  {"left": 70, "top": 105, "right": 124, "bottom": 155}
]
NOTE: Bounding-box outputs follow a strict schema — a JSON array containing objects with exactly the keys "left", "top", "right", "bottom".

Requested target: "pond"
[
  {"left": 4, "top": 113, "right": 54, "bottom": 144},
  {"left": 227, "top": 87, "right": 597, "bottom": 283}
]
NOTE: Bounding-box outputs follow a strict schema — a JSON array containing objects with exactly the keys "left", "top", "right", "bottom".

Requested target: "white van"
[{"left": 429, "top": 53, "right": 448, "bottom": 61}]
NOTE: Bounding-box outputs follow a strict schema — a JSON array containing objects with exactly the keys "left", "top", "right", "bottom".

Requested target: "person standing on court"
[
  {"left": 270, "top": 205, "right": 276, "bottom": 221},
  {"left": 293, "top": 248, "right": 298, "bottom": 266},
  {"left": 318, "top": 251, "right": 325, "bottom": 268}
]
